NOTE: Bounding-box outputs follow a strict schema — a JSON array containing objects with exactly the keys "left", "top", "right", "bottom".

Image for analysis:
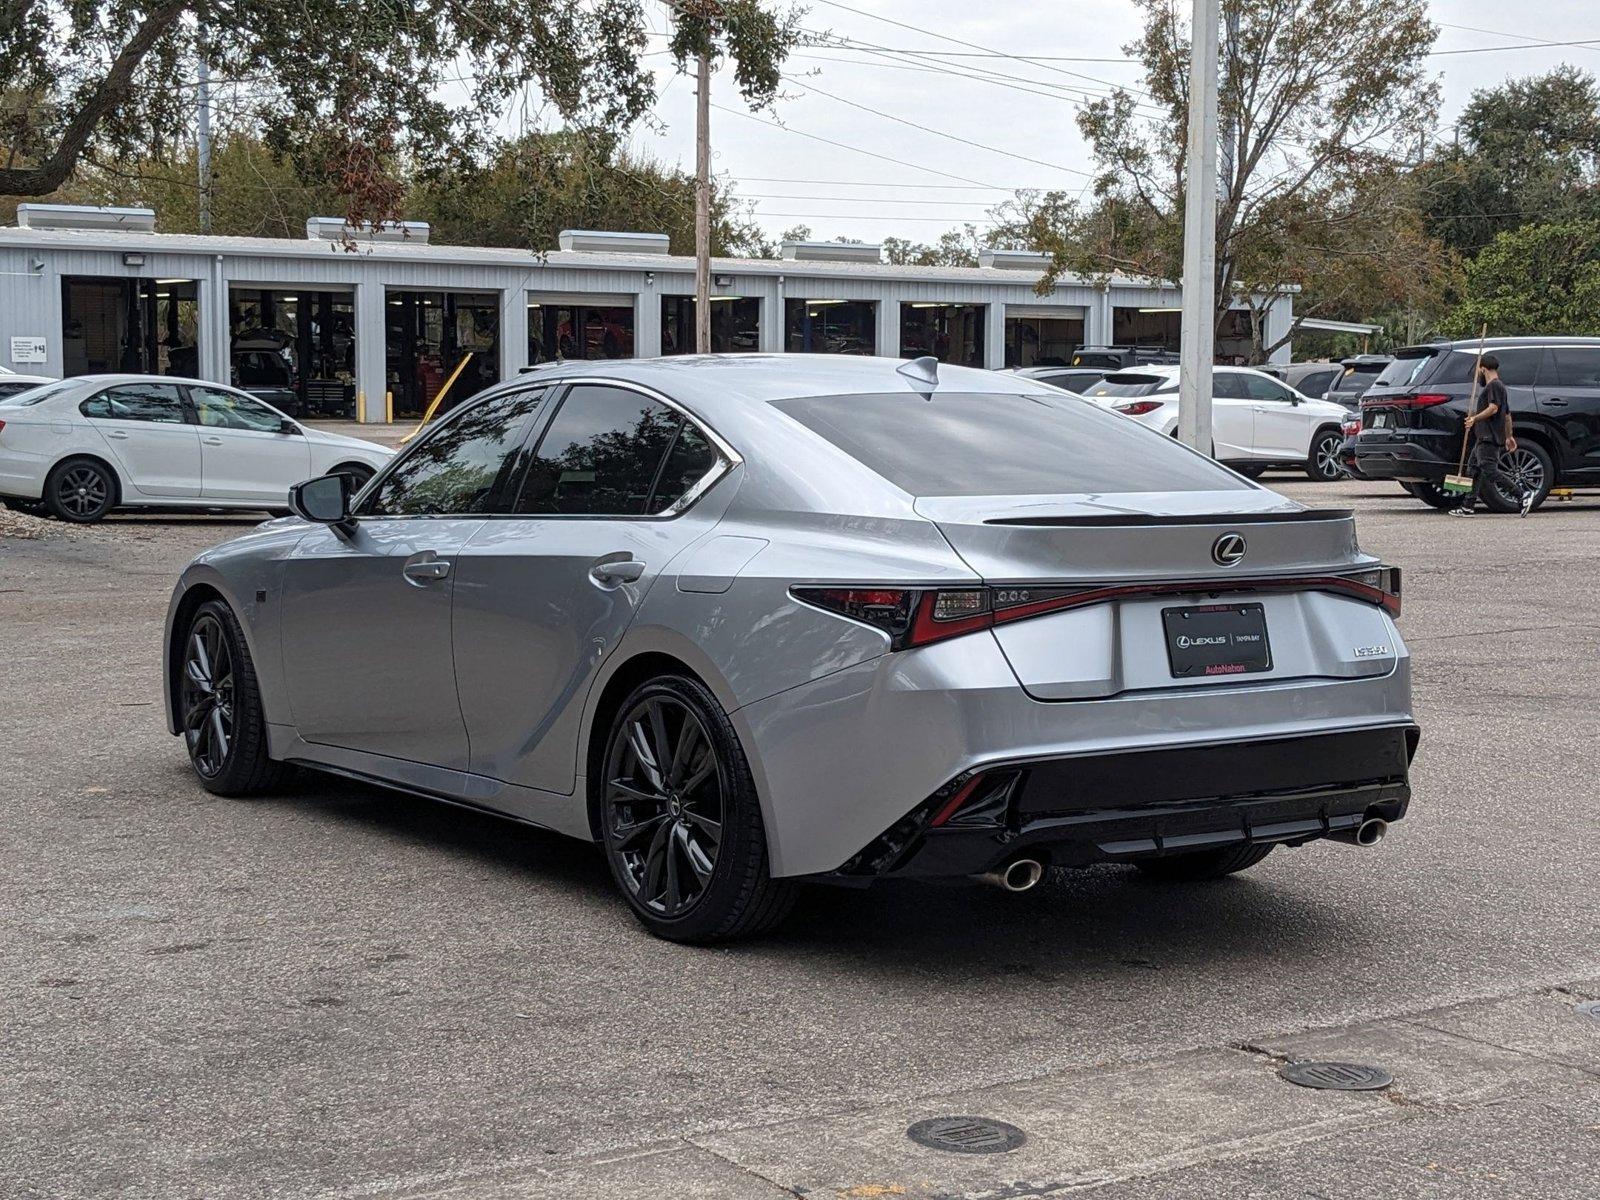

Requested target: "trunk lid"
[{"left": 913, "top": 491, "right": 1394, "bottom": 701}]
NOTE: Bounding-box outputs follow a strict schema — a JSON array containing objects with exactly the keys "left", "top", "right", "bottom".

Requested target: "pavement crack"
[{"left": 1228, "top": 1040, "right": 1291, "bottom": 1066}]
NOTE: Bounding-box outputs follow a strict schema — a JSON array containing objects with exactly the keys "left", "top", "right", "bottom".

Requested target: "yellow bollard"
[
  {"left": 385, "top": 390, "right": 394, "bottom": 423},
  {"left": 356, "top": 390, "right": 366, "bottom": 423}
]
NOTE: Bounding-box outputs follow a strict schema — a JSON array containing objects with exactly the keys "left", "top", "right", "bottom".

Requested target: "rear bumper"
[
  {"left": 1354, "top": 434, "right": 1455, "bottom": 482},
  {"left": 863, "top": 724, "right": 1417, "bottom": 878}
]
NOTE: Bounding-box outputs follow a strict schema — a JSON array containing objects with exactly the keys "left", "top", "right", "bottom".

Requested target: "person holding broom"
[{"left": 1448, "top": 354, "right": 1533, "bottom": 517}]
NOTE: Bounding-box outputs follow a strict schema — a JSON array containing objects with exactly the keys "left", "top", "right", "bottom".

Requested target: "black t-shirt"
[{"left": 1475, "top": 378, "right": 1511, "bottom": 445}]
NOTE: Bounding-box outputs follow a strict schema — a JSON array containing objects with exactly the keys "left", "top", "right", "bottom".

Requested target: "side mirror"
[
  {"left": 279, "top": 417, "right": 300, "bottom": 435},
  {"left": 289, "top": 473, "right": 354, "bottom": 531}
]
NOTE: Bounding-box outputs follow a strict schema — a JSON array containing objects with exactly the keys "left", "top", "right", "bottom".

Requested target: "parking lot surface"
[{"left": 3, "top": 478, "right": 1598, "bottom": 1198}]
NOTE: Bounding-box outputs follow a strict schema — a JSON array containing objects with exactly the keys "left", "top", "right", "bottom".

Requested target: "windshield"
[
  {"left": 1082, "top": 373, "right": 1171, "bottom": 399},
  {"left": 0, "top": 380, "right": 75, "bottom": 407},
  {"left": 771, "top": 390, "right": 1249, "bottom": 497}
]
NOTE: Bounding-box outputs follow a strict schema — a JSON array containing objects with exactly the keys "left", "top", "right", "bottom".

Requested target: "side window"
[
  {"left": 80, "top": 383, "right": 187, "bottom": 423},
  {"left": 514, "top": 385, "right": 686, "bottom": 516},
  {"left": 362, "top": 389, "right": 544, "bottom": 516},
  {"left": 647, "top": 423, "right": 721, "bottom": 514},
  {"left": 1302, "top": 369, "right": 1336, "bottom": 397},
  {"left": 1496, "top": 349, "right": 1541, "bottom": 388},
  {"left": 1244, "top": 375, "right": 1293, "bottom": 401},
  {"left": 1211, "top": 373, "right": 1248, "bottom": 400},
  {"left": 191, "top": 386, "right": 283, "bottom": 432},
  {"left": 1551, "top": 348, "right": 1600, "bottom": 389}
]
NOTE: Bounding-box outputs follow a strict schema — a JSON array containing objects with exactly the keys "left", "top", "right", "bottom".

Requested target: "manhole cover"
[
  {"left": 906, "top": 1116, "right": 1027, "bottom": 1155},
  {"left": 1576, "top": 1000, "right": 1600, "bottom": 1023},
  {"left": 1279, "top": 1061, "right": 1393, "bottom": 1091}
]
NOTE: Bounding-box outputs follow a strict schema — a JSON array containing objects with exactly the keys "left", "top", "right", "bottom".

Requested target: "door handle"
[
  {"left": 202, "top": 436, "right": 225, "bottom": 445},
  {"left": 402, "top": 552, "right": 451, "bottom": 585},
  {"left": 106, "top": 430, "right": 129, "bottom": 439},
  {"left": 589, "top": 557, "right": 646, "bottom": 587},
  {"left": 1543, "top": 398, "right": 1569, "bottom": 407}
]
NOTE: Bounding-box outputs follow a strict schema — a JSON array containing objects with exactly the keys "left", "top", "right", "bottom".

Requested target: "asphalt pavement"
[{"left": 2, "top": 477, "right": 1597, "bottom": 1198}]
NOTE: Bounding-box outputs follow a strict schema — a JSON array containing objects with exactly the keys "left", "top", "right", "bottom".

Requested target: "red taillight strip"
[{"left": 989, "top": 574, "right": 1400, "bottom": 621}]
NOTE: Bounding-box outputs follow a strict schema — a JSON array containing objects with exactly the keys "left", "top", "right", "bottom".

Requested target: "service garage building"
[{"left": 0, "top": 204, "right": 1294, "bottom": 423}]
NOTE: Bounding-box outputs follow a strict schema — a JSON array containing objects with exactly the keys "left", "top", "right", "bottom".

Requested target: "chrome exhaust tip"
[
  {"left": 1329, "top": 817, "right": 1389, "bottom": 847},
  {"left": 979, "top": 857, "right": 1045, "bottom": 892}
]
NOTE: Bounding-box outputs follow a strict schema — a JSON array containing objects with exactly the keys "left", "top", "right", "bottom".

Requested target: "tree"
[
  {"left": 1446, "top": 219, "right": 1600, "bottom": 337},
  {"left": 1416, "top": 67, "right": 1600, "bottom": 256},
  {"left": 409, "top": 132, "right": 770, "bottom": 255},
  {"left": 1027, "top": 0, "right": 1444, "bottom": 361},
  {"left": 0, "top": 1, "right": 798, "bottom": 228}
]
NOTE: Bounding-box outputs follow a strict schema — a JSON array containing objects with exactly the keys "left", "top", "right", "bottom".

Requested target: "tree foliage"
[
  {"left": 1446, "top": 219, "right": 1600, "bottom": 337},
  {"left": 1415, "top": 67, "right": 1600, "bottom": 256},
  {"left": 0, "top": 1, "right": 799, "bottom": 228},
  {"left": 1024, "top": 0, "right": 1446, "bottom": 361}
]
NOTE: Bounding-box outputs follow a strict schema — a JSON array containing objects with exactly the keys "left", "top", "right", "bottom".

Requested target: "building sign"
[{"left": 10, "top": 336, "right": 46, "bottom": 364}]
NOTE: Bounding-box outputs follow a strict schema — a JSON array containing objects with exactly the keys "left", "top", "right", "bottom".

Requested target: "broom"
[{"left": 1442, "top": 324, "right": 1489, "bottom": 495}]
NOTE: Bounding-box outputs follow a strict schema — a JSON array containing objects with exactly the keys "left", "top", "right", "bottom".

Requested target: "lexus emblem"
[{"left": 1212, "top": 532, "right": 1247, "bottom": 567}]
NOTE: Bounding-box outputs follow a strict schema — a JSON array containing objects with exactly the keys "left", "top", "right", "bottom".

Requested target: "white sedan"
[
  {"left": 0, "top": 375, "right": 392, "bottom": 522},
  {"left": 1082, "top": 364, "right": 1350, "bottom": 481},
  {"left": 0, "top": 364, "right": 55, "bottom": 401}
]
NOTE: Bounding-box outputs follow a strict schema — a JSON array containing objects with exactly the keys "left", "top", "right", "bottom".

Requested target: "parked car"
[
  {"left": 0, "top": 374, "right": 391, "bottom": 523},
  {"left": 0, "top": 367, "right": 55, "bottom": 401},
  {"left": 1327, "top": 355, "right": 1393, "bottom": 410},
  {"left": 1070, "top": 345, "right": 1181, "bottom": 370},
  {"left": 161, "top": 354, "right": 1415, "bottom": 943},
  {"left": 1353, "top": 337, "right": 1600, "bottom": 512},
  {"left": 1337, "top": 411, "right": 1366, "bottom": 479},
  {"left": 1003, "top": 366, "right": 1107, "bottom": 393},
  {"left": 1082, "top": 365, "right": 1349, "bottom": 480},
  {"left": 1269, "top": 361, "right": 1344, "bottom": 402}
]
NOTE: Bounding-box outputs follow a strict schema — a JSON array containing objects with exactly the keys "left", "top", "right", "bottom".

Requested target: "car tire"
[
  {"left": 178, "top": 599, "right": 288, "bottom": 796},
  {"left": 43, "top": 457, "right": 117, "bottom": 523},
  {"left": 1306, "top": 429, "right": 1344, "bottom": 481},
  {"left": 1401, "top": 480, "right": 1461, "bottom": 511},
  {"left": 1232, "top": 463, "right": 1266, "bottom": 479},
  {"left": 598, "top": 674, "right": 796, "bottom": 943},
  {"left": 1480, "top": 443, "right": 1553, "bottom": 514},
  {"left": 1133, "top": 843, "right": 1274, "bottom": 881}
]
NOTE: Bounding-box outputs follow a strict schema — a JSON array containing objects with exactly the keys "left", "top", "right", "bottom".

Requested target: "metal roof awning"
[{"left": 1298, "top": 317, "right": 1384, "bottom": 335}]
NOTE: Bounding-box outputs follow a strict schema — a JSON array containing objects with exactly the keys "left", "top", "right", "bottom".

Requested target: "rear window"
[
  {"left": 771, "top": 391, "right": 1250, "bottom": 497},
  {"left": 0, "top": 380, "right": 73, "bottom": 407},
  {"left": 1371, "top": 353, "right": 1439, "bottom": 389},
  {"left": 1083, "top": 373, "right": 1172, "bottom": 399}
]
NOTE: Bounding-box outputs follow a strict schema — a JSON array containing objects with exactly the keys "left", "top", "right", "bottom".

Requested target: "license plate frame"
[{"left": 1162, "top": 602, "right": 1273, "bottom": 679}]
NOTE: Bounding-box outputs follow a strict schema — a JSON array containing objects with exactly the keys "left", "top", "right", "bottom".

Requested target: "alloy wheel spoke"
[
  {"left": 613, "top": 813, "right": 666, "bottom": 855},
  {"left": 645, "top": 700, "right": 673, "bottom": 780},
  {"left": 668, "top": 717, "right": 701, "bottom": 788},
  {"left": 682, "top": 809, "right": 722, "bottom": 847},
  {"left": 184, "top": 695, "right": 212, "bottom": 730},
  {"left": 626, "top": 719, "right": 664, "bottom": 791},
  {"left": 609, "top": 777, "right": 663, "bottom": 805},
  {"left": 681, "top": 829, "right": 716, "bottom": 886},
  {"left": 641, "top": 820, "right": 672, "bottom": 900},
  {"left": 190, "top": 631, "right": 213, "bottom": 684},
  {"left": 662, "top": 826, "right": 684, "bottom": 913},
  {"left": 678, "top": 748, "right": 715, "bottom": 796},
  {"left": 208, "top": 707, "right": 230, "bottom": 764}
]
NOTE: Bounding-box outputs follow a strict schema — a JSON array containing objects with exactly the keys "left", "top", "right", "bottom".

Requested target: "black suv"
[
  {"left": 1353, "top": 337, "right": 1600, "bottom": 512},
  {"left": 1327, "top": 355, "right": 1393, "bottom": 410},
  {"left": 1069, "top": 345, "right": 1180, "bottom": 370}
]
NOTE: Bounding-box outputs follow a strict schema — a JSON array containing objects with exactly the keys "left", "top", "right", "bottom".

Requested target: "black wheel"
[
  {"left": 1134, "top": 843, "right": 1274, "bottom": 881},
  {"left": 179, "top": 600, "right": 287, "bottom": 796},
  {"left": 1401, "top": 480, "right": 1461, "bottom": 511},
  {"left": 599, "top": 675, "right": 796, "bottom": 943},
  {"left": 1232, "top": 463, "right": 1266, "bottom": 479},
  {"left": 44, "top": 458, "right": 116, "bottom": 522},
  {"left": 1480, "top": 443, "right": 1553, "bottom": 513},
  {"left": 1306, "top": 429, "right": 1344, "bottom": 481},
  {"left": 331, "top": 462, "right": 374, "bottom": 493}
]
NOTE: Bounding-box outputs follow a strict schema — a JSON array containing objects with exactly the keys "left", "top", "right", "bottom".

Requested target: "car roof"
[
  {"left": 1398, "top": 336, "right": 1600, "bottom": 352},
  {"left": 508, "top": 354, "right": 1047, "bottom": 412}
]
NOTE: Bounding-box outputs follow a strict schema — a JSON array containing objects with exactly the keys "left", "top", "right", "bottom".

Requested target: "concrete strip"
[
  {"left": 1406, "top": 990, "right": 1600, "bottom": 1077},
  {"left": 393, "top": 1142, "right": 793, "bottom": 1199},
  {"left": 1259, "top": 1016, "right": 1596, "bottom": 1108},
  {"left": 691, "top": 1049, "right": 1395, "bottom": 1200}
]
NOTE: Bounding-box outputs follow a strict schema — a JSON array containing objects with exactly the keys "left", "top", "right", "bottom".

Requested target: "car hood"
[{"left": 302, "top": 427, "right": 394, "bottom": 457}]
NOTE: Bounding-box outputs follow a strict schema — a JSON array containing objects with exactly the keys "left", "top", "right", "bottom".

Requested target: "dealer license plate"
[{"left": 1162, "top": 603, "right": 1273, "bottom": 678}]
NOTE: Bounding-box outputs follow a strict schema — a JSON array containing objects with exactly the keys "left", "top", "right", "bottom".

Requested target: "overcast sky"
[{"left": 618, "top": 0, "right": 1600, "bottom": 246}]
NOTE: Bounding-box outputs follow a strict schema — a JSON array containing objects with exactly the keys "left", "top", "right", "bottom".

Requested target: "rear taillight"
[
  {"left": 794, "top": 566, "right": 1403, "bottom": 649},
  {"left": 1114, "top": 400, "right": 1163, "bottom": 415},
  {"left": 0, "top": 418, "right": 6, "bottom": 435},
  {"left": 1369, "top": 392, "right": 1451, "bottom": 410}
]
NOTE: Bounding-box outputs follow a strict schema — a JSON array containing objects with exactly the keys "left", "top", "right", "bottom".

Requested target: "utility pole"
[
  {"left": 694, "top": 45, "right": 712, "bottom": 354},
  {"left": 1177, "top": 0, "right": 1220, "bottom": 453},
  {"left": 196, "top": 40, "right": 213, "bottom": 234}
]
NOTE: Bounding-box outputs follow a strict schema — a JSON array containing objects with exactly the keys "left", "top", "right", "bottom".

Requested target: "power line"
[
  {"left": 710, "top": 102, "right": 1003, "bottom": 189},
  {"left": 733, "top": 175, "right": 1023, "bottom": 190},
  {"left": 1429, "top": 35, "right": 1600, "bottom": 56},
  {"left": 788, "top": 78, "right": 1094, "bottom": 178}
]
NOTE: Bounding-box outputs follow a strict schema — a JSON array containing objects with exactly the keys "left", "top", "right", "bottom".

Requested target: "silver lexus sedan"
[{"left": 163, "top": 355, "right": 1417, "bottom": 942}]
